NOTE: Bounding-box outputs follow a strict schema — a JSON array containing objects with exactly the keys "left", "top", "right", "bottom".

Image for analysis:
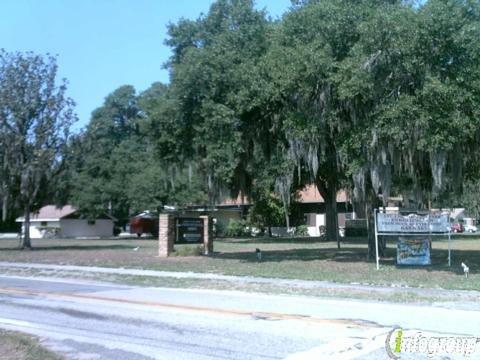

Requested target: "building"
[
  {"left": 299, "top": 185, "right": 353, "bottom": 236},
  {"left": 16, "top": 205, "right": 115, "bottom": 239},
  {"left": 184, "top": 185, "right": 354, "bottom": 237},
  {"left": 183, "top": 195, "right": 249, "bottom": 230}
]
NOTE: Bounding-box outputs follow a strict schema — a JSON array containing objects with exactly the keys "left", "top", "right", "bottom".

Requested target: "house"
[
  {"left": 16, "top": 205, "right": 115, "bottom": 239},
  {"left": 182, "top": 195, "right": 249, "bottom": 230},
  {"left": 183, "top": 184, "right": 355, "bottom": 237},
  {"left": 299, "top": 185, "right": 354, "bottom": 236}
]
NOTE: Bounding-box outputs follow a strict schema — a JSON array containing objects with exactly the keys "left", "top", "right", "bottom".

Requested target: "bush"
[
  {"left": 344, "top": 219, "right": 368, "bottom": 237},
  {"left": 246, "top": 192, "right": 285, "bottom": 232},
  {"left": 295, "top": 225, "right": 309, "bottom": 236},
  {"left": 225, "top": 219, "right": 249, "bottom": 237},
  {"left": 0, "top": 220, "right": 20, "bottom": 233},
  {"left": 172, "top": 244, "right": 203, "bottom": 256},
  {"left": 213, "top": 221, "right": 225, "bottom": 237}
]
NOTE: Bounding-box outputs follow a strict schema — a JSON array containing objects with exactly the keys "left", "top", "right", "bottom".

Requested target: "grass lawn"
[
  {"left": 0, "top": 329, "right": 61, "bottom": 360},
  {"left": 0, "top": 235, "right": 479, "bottom": 291}
]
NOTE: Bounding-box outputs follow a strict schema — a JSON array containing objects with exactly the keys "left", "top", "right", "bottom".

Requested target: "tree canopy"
[
  {"left": 61, "top": 0, "right": 480, "bottom": 246},
  {"left": 0, "top": 50, "right": 76, "bottom": 247}
]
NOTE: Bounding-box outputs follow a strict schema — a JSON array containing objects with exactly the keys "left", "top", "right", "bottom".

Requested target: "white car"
[{"left": 465, "top": 224, "right": 478, "bottom": 233}]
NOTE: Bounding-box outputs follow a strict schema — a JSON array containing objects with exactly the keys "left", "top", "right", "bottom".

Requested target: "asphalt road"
[{"left": 0, "top": 275, "right": 479, "bottom": 359}]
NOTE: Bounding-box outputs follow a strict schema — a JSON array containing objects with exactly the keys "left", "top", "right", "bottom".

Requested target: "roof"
[
  {"left": 16, "top": 205, "right": 77, "bottom": 222},
  {"left": 16, "top": 205, "right": 117, "bottom": 222},
  {"left": 218, "top": 194, "right": 250, "bottom": 206},
  {"left": 297, "top": 185, "right": 348, "bottom": 203},
  {"left": 216, "top": 185, "right": 348, "bottom": 206}
]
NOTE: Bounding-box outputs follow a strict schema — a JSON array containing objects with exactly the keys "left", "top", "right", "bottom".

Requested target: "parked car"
[
  {"left": 451, "top": 223, "right": 464, "bottom": 233},
  {"left": 465, "top": 224, "right": 478, "bottom": 233},
  {"left": 129, "top": 211, "right": 159, "bottom": 237}
]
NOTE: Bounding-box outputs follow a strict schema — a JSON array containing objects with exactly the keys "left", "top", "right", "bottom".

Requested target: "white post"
[
  {"left": 448, "top": 211, "right": 451, "bottom": 267},
  {"left": 374, "top": 208, "right": 379, "bottom": 270},
  {"left": 448, "top": 230, "right": 451, "bottom": 266},
  {"left": 428, "top": 212, "right": 432, "bottom": 265}
]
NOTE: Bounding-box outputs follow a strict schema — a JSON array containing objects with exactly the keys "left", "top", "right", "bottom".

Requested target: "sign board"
[
  {"left": 397, "top": 237, "right": 431, "bottom": 265},
  {"left": 176, "top": 218, "right": 204, "bottom": 244},
  {"left": 377, "top": 213, "right": 449, "bottom": 233}
]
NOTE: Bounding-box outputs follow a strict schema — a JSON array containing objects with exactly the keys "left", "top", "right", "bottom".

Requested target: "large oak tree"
[{"left": 0, "top": 51, "right": 76, "bottom": 248}]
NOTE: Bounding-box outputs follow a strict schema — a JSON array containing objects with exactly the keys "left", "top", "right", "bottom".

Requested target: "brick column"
[
  {"left": 158, "top": 214, "right": 175, "bottom": 257},
  {"left": 200, "top": 215, "right": 213, "bottom": 255}
]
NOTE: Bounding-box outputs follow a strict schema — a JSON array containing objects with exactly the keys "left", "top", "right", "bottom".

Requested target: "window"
[
  {"left": 40, "top": 221, "right": 47, "bottom": 227},
  {"left": 87, "top": 219, "right": 96, "bottom": 226}
]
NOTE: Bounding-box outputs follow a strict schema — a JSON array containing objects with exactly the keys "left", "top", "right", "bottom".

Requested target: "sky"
[{"left": 1, "top": 0, "right": 291, "bottom": 130}]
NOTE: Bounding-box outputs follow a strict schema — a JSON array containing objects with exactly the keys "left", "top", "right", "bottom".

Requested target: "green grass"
[
  {"left": 0, "top": 236, "right": 479, "bottom": 291},
  {"left": 171, "top": 244, "right": 204, "bottom": 256},
  {"left": 0, "top": 329, "right": 62, "bottom": 360}
]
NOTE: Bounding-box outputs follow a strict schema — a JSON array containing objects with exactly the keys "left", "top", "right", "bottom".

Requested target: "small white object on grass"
[
  {"left": 133, "top": 246, "right": 140, "bottom": 251},
  {"left": 461, "top": 262, "right": 469, "bottom": 278}
]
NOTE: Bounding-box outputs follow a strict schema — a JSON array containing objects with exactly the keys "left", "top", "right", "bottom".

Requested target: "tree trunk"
[
  {"left": 283, "top": 203, "right": 290, "bottom": 231},
  {"left": 2, "top": 154, "right": 7, "bottom": 223},
  {"left": 1, "top": 193, "right": 7, "bottom": 222},
  {"left": 285, "top": 212, "right": 290, "bottom": 231},
  {"left": 326, "top": 190, "right": 339, "bottom": 249},
  {"left": 22, "top": 205, "right": 32, "bottom": 249},
  {"left": 353, "top": 199, "right": 366, "bottom": 219},
  {"left": 317, "top": 180, "right": 339, "bottom": 248}
]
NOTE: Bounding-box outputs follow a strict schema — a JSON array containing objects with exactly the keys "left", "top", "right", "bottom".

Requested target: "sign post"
[
  {"left": 374, "top": 209, "right": 379, "bottom": 270},
  {"left": 448, "top": 228, "right": 451, "bottom": 267}
]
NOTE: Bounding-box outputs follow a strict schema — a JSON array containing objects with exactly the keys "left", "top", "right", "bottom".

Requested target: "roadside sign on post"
[
  {"left": 374, "top": 209, "right": 451, "bottom": 270},
  {"left": 377, "top": 212, "right": 449, "bottom": 233}
]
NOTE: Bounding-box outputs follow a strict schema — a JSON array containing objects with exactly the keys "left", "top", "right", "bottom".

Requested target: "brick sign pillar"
[
  {"left": 200, "top": 215, "right": 213, "bottom": 255},
  {"left": 158, "top": 213, "right": 175, "bottom": 257}
]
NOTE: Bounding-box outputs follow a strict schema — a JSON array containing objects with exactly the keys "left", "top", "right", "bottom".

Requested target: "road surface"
[{"left": 0, "top": 275, "right": 479, "bottom": 359}]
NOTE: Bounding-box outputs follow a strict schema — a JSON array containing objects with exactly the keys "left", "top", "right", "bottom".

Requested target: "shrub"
[
  {"left": 246, "top": 192, "right": 285, "bottom": 232},
  {"left": 225, "top": 219, "right": 249, "bottom": 237},
  {"left": 172, "top": 244, "right": 203, "bottom": 256},
  {"left": 344, "top": 220, "right": 368, "bottom": 237},
  {"left": 213, "top": 221, "right": 225, "bottom": 237},
  {"left": 295, "top": 225, "right": 309, "bottom": 236}
]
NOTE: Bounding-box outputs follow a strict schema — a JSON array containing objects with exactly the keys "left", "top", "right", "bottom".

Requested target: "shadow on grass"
[
  {"left": 215, "top": 245, "right": 479, "bottom": 274},
  {"left": 218, "top": 237, "right": 326, "bottom": 244},
  {"left": 216, "top": 246, "right": 369, "bottom": 263},
  {"left": 219, "top": 236, "right": 370, "bottom": 245}
]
